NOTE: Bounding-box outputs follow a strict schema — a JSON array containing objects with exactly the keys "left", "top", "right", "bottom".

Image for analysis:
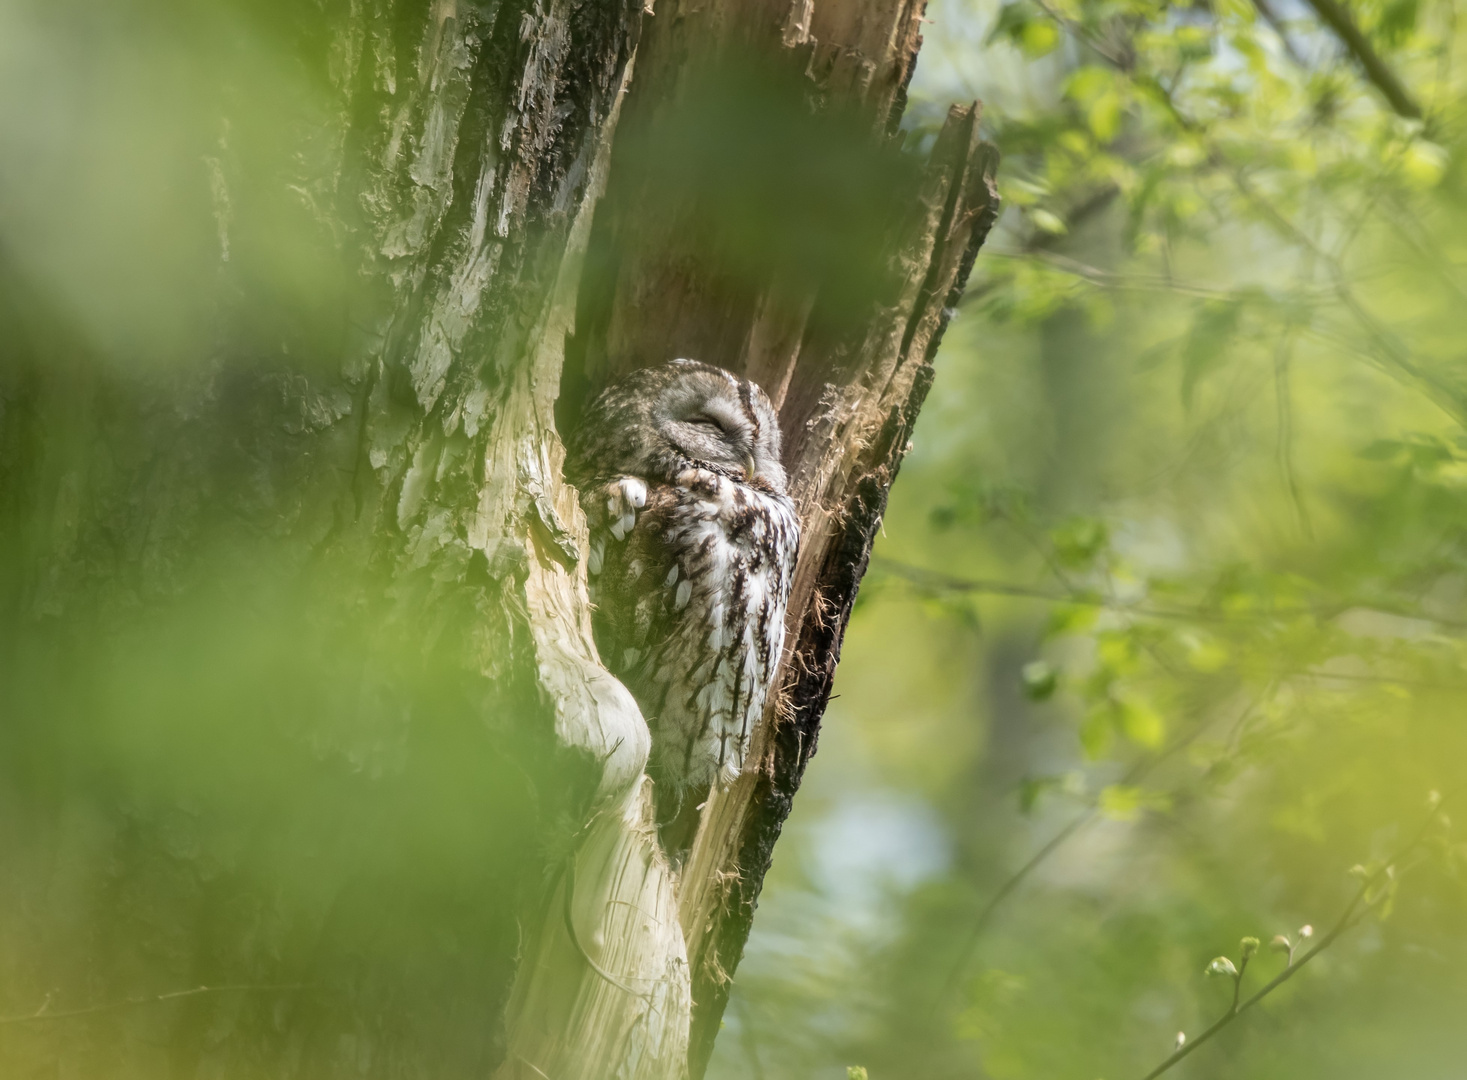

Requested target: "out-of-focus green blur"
[
  {"left": 5, "top": 0, "right": 1467, "bottom": 1076},
  {"left": 0, "top": 3, "right": 576, "bottom": 1071},
  {"left": 713, "top": 2, "right": 1467, "bottom": 1078}
]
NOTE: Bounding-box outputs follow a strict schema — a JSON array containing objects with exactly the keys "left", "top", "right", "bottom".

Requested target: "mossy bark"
[{"left": 0, "top": 1, "right": 995, "bottom": 1077}]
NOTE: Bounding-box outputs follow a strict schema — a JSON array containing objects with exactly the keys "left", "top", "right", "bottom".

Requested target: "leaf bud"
[{"left": 1205, "top": 956, "right": 1238, "bottom": 978}]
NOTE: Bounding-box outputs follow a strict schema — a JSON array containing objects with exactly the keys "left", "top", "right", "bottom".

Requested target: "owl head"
[{"left": 568, "top": 359, "right": 788, "bottom": 493}]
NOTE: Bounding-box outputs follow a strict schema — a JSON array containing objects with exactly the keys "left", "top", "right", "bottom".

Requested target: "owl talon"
[
  {"left": 564, "top": 361, "right": 798, "bottom": 800},
  {"left": 620, "top": 477, "right": 647, "bottom": 509},
  {"left": 604, "top": 477, "right": 647, "bottom": 542}
]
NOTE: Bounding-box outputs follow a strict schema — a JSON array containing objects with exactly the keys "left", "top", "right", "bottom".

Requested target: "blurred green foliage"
[
  {"left": 714, "top": 0, "right": 1467, "bottom": 1078},
  {"left": 4, "top": 0, "right": 1467, "bottom": 1075},
  {"left": 0, "top": 3, "right": 589, "bottom": 1071}
]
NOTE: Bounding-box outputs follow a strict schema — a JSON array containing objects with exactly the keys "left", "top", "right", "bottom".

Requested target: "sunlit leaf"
[
  {"left": 1118, "top": 696, "right": 1165, "bottom": 748},
  {"left": 1020, "top": 19, "right": 1061, "bottom": 57}
]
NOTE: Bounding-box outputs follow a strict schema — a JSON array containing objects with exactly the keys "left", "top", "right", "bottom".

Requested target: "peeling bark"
[
  {"left": 3, "top": 1, "right": 647, "bottom": 1075},
  {"left": 561, "top": 3, "right": 1000, "bottom": 1073},
  {"left": 0, "top": 0, "right": 995, "bottom": 1077}
]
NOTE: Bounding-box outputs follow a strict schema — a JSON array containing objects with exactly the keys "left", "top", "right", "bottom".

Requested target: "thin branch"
[
  {"left": 0, "top": 983, "right": 307, "bottom": 1026},
  {"left": 1273, "top": 332, "right": 1313, "bottom": 538},
  {"left": 1030, "top": 0, "right": 1133, "bottom": 69},
  {"left": 872, "top": 557, "right": 1467, "bottom": 635},
  {"left": 937, "top": 698, "right": 1246, "bottom": 1004},
  {"left": 986, "top": 249, "right": 1328, "bottom": 305},
  {"left": 1137, "top": 796, "right": 1451, "bottom": 1080},
  {"left": 1026, "top": 1, "right": 1463, "bottom": 428},
  {"left": 939, "top": 805, "right": 1097, "bottom": 1002},
  {"left": 1193, "top": 162, "right": 1467, "bottom": 427},
  {"left": 873, "top": 558, "right": 1218, "bottom": 622},
  {"left": 1301, "top": 0, "right": 1423, "bottom": 119},
  {"left": 1249, "top": 0, "right": 1308, "bottom": 66}
]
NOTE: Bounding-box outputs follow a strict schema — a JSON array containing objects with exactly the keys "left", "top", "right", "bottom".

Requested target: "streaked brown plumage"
[{"left": 566, "top": 360, "right": 799, "bottom": 813}]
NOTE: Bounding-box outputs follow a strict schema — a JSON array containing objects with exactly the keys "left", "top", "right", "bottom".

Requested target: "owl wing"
[
  {"left": 584, "top": 468, "right": 799, "bottom": 796},
  {"left": 585, "top": 476, "right": 684, "bottom": 679}
]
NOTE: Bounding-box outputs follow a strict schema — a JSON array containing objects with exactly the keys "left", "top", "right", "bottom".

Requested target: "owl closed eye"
[{"left": 566, "top": 360, "right": 800, "bottom": 831}]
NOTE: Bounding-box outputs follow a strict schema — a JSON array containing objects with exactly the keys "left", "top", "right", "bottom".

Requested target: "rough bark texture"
[
  {"left": 559, "top": 2, "right": 1000, "bottom": 1072},
  {"left": 0, "top": 0, "right": 996, "bottom": 1077},
  {"left": 2, "top": 1, "right": 649, "bottom": 1075}
]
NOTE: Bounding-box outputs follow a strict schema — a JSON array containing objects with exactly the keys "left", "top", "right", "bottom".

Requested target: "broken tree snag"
[
  {"left": 0, "top": 2, "right": 649, "bottom": 1078},
  {"left": 687, "top": 104, "right": 999, "bottom": 1077},
  {"left": 558, "top": 0, "right": 1001, "bottom": 1072}
]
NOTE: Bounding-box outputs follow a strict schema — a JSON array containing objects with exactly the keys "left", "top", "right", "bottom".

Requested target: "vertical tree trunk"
[
  {"left": 0, "top": 1, "right": 995, "bottom": 1077},
  {"left": 559, "top": 4, "right": 999, "bottom": 1073}
]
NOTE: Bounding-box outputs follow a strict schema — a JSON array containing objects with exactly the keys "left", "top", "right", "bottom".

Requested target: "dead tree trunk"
[
  {"left": 558, "top": 5, "right": 999, "bottom": 1073},
  {"left": 0, "top": 1, "right": 995, "bottom": 1078}
]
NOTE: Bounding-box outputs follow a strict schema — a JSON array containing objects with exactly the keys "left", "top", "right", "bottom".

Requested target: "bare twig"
[
  {"left": 939, "top": 805, "right": 1097, "bottom": 1002},
  {"left": 0, "top": 983, "right": 307, "bottom": 1026},
  {"left": 1026, "top": 0, "right": 1462, "bottom": 428},
  {"left": 1249, "top": 0, "right": 1307, "bottom": 66},
  {"left": 937, "top": 698, "right": 1246, "bottom": 1004},
  {"left": 1030, "top": 0, "right": 1133, "bottom": 69},
  {"left": 1273, "top": 334, "right": 1312, "bottom": 538},
  {"left": 1301, "top": 0, "right": 1423, "bottom": 119},
  {"left": 987, "top": 249, "right": 1328, "bottom": 305},
  {"left": 1136, "top": 796, "right": 1451, "bottom": 1080},
  {"left": 872, "top": 557, "right": 1467, "bottom": 635}
]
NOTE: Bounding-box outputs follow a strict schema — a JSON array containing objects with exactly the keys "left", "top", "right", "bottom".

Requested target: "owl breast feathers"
[{"left": 566, "top": 360, "right": 800, "bottom": 799}]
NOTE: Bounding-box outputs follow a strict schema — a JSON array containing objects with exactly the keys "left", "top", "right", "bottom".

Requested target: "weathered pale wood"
[
  {"left": 560, "top": 2, "right": 1001, "bottom": 1073},
  {"left": 0, "top": 1, "right": 995, "bottom": 1077},
  {"left": 1, "top": 1, "right": 650, "bottom": 1076},
  {"left": 494, "top": 780, "right": 690, "bottom": 1080}
]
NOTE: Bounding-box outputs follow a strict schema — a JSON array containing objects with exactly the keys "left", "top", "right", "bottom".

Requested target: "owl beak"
[{"left": 744, "top": 452, "right": 757, "bottom": 480}]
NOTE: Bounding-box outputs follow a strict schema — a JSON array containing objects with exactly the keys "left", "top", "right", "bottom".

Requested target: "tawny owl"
[{"left": 566, "top": 359, "right": 800, "bottom": 810}]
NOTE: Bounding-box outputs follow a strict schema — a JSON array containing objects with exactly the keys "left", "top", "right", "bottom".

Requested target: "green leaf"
[
  {"left": 1180, "top": 632, "right": 1229, "bottom": 672},
  {"left": 1098, "top": 783, "right": 1171, "bottom": 821},
  {"left": 1020, "top": 19, "right": 1061, "bottom": 57},
  {"left": 986, "top": 0, "right": 1034, "bottom": 45},
  {"left": 1021, "top": 660, "right": 1059, "bottom": 700},
  {"left": 1401, "top": 141, "right": 1448, "bottom": 188},
  {"left": 1378, "top": 0, "right": 1421, "bottom": 44},
  {"left": 1064, "top": 66, "right": 1114, "bottom": 104},
  {"left": 1052, "top": 517, "right": 1108, "bottom": 568},
  {"left": 1019, "top": 774, "right": 1059, "bottom": 813},
  {"left": 1046, "top": 604, "right": 1099, "bottom": 637},
  {"left": 1359, "top": 439, "right": 1405, "bottom": 461},
  {"left": 1118, "top": 696, "right": 1165, "bottom": 748},
  {"left": 1087, "top": 92, "right": 1124, "bottom": 142},
  {"left": 1031, "top": 208, "right": 1069, "bottom": 235},
  {"left": 1081, "top": 706, "right": 1115, "bottom": 759}
]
